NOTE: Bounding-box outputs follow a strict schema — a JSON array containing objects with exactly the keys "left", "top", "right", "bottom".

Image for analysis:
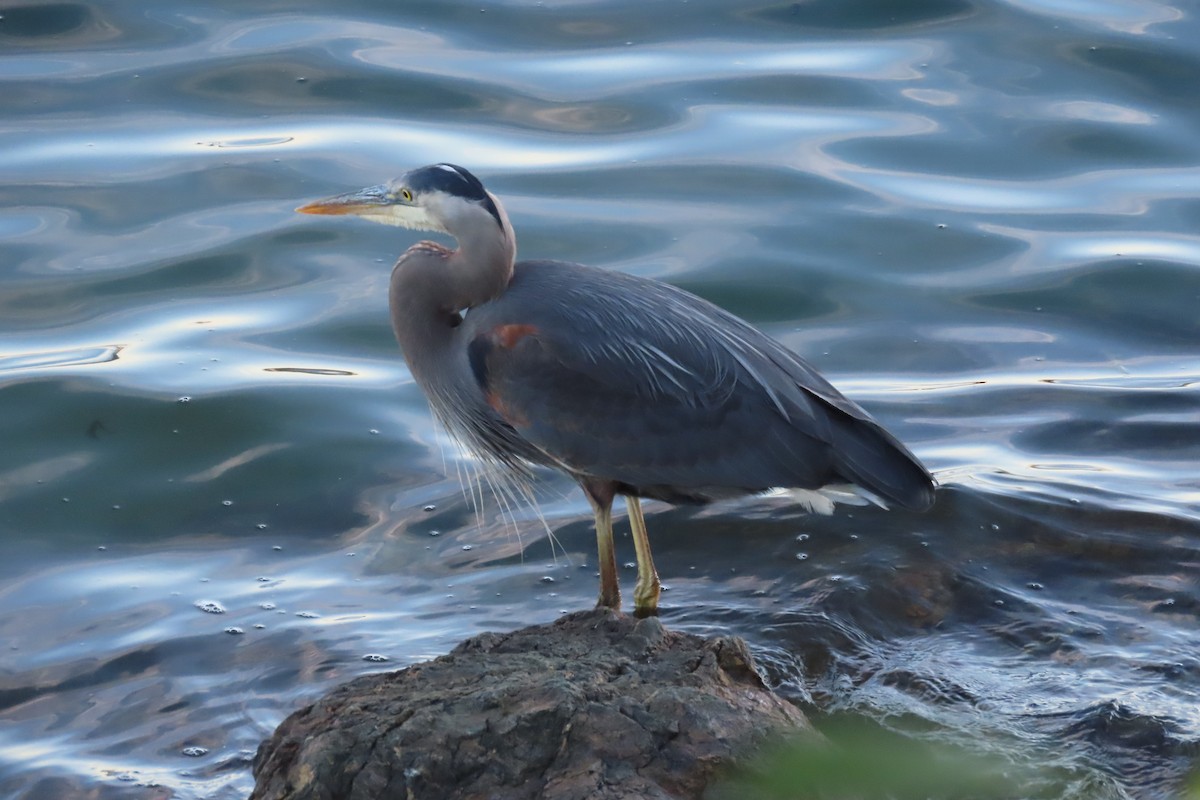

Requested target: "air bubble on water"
[
  {"left": 369, "top": 428, "right": 380, "bottom": 435},
  {"left": 177, "top": 396, "right": 191, "bottom": 404},
  {"left": 272, "top": 545, "right": 283, "bottom": 551},
  {"left": 260, "top": 602, "right": 276, "bottom": 610},
  {"left": 540, "top": 576, "right": 555, "bottom": 583},
  {"left": 428, "top": 530, "right": 441, "bottom": 537},
  {"left": 1027, "top": 582, "right": 1044, "bottom": 591},
  {"left": 623, "top": 562, "right": 636, "bottom": 570},
  {"left": 181, "top": 746, "right": 208, "bottom": 757},
  {"left": 257, "top": 576, "right": 271, "bottom": 582},
  {"left": 254, "top": 623, "right": 266, "bottom": 629},
  {"left": 461, "top": 544, "right": 473, "bottom": 551},
  {"left": 224, "top": 627, "right": 244, "bottom": 635},
  {"left": 296, "top": 610, "right": 320, "bottom": 619},
  {"left": 796, "top": 553, "right": 808, "bottom": 560},
  {"left": 423, "top": 504, "right": 437, "bottom": 512},
  {"left": 363, "top": 653, "right": 389, "bottom": 663},
  {"left": 990, "top": 523, "right": 1000, "bottom": 531},
  {"left": 222, "top": 500, "right": 233, "bottom": 507},
  {"left": 256, "top": 523, "right": 269, "bottom": 530},
  {"left": 195, "top": 600, "right": 226, "bottom": 614},
  {"left": 97, "top": 545, "right": 107, "bottom": 551},
  {"left": 795, "top": 533, "right": 809, "bottom": 541}
]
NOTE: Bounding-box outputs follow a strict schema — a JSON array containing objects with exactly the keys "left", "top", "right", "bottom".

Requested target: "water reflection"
[
  {"left": 1, "top": 0, "right": 1198, "bottom": 798},
  {"left": 0, "top": 344, "right": 122, "bottom": 371}
]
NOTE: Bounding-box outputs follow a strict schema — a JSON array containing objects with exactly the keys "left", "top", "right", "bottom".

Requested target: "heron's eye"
[{"left": 400, "top": 188, "right": 413, "bottom": 202}]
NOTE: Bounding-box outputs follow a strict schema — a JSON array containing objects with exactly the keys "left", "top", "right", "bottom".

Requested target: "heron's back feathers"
[{"left": 461, "top": 260, "right": 935, "bottom": 511}]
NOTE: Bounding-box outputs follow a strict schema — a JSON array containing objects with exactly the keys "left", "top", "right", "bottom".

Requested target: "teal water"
[{"left": 1, "top": 1, "right": 1198, "bottom": 797}]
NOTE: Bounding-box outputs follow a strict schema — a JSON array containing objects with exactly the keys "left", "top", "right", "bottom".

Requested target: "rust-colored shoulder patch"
[
  {"left": 470, "top": 324, "right": 540, "bottom": 428},
  {"left": 493, "top": 323, "right": 539, "bottom": 349}
]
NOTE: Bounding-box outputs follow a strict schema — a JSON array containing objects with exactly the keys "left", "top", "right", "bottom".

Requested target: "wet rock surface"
[{"left": 250, "top": 609, "right": 816, "bottom": 800}]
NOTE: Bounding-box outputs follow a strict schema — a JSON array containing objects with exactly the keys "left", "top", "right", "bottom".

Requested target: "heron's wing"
[{"left": 464, "top": 261, "right": 933, "bottom": 509}]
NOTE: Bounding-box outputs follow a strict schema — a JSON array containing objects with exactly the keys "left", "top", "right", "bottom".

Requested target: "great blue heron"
[{"left": 297, "top": 163, "right": 935, "bottom": 616}]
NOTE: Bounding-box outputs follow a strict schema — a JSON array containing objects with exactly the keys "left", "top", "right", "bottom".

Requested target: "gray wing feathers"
[{"left": 467, "top": 260, "right": 933, "bottom": 510}]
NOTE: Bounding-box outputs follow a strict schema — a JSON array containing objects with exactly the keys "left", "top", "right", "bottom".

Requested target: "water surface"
[{"left": 1, "top": 1, "right": 1198, "bottom": 797}]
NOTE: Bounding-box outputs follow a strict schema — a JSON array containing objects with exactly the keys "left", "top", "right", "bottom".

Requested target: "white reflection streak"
[
  {"left": 837, "top": 356, "right": 1196, "bottom": 398},
  {"left": 973, "top": 224, "right": 1200, "bottom": 277},
  {"left": 0, "top": 455, "right": 93, "bottom": 503},
  {"left": 848, "top": 165, "right": 1200, "bottom": 214},
  {"left": 0, "top": 732, "right": 187, "bottom": 795},
  {"left": 0, "top": 736, "right": 80, "bottom": 777},
  {"left": 998, "top": 0, "right": 1182, "bottom": 34},
  {"left": 1048, "top": 100, "right": 1155, "bottom": 125},
  {"left": 183, "top": 443, "right": 289, "bottom": 483},
  {"left": 364, "top": 40, "right": 932, "bottom": 93}
]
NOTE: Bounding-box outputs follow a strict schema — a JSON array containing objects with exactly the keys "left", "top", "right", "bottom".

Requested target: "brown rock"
[{"left": 250, "top": 609, "right": 816, "bottom": 800}]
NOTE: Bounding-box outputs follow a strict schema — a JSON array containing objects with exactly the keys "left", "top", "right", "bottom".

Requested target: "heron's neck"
[
  {"left": 388, "top": 199, "right": 516, "bottom": 382},
  {"left": 446, "top": 196, "right": 517, "bottom": 309}
]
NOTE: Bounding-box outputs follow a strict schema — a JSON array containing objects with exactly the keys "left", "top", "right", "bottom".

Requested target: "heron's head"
[{"left": 296, "top": 163, "right": 505, "bottom": 237}]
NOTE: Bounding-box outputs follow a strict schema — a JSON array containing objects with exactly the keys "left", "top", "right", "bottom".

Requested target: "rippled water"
[{"left": 2, "top": 1, "right": 1197, "bottom": 798}]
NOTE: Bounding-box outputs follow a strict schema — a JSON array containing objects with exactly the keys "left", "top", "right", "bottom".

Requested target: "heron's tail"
[{"left": 826, "top": 413, "right": 935, "bottom": 512}]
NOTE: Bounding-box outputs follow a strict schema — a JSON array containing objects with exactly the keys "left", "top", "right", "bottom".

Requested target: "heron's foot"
[
  {"left": 632, "top": 577, "right": 660, "bottom": 618},
  {"left": 595, "top": 589, "right": 621, "bottom": 612},
  {"left": 623, "top": 495, "right": 661, "bottom": 619},
  {"left": 632, "top": 603, "right": 659, "bottom": 619}
]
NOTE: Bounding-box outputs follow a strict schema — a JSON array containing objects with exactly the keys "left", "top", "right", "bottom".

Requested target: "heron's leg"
[
  {"left": 582, "top": 480, "right": 620, "bottom": 610},
  {"left": 625, "top": 495, "right": 661, "bottom": 617}
]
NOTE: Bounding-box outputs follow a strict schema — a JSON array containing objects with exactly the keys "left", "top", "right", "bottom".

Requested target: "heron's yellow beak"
[
  {"left": 296, "top": 184, "right": 392, "bottom": 216},
  {"left": 295, "top": 182, "right": 442, "bottom": 231}
]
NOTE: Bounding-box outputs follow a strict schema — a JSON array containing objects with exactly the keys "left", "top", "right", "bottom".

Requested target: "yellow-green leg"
[
  {"left": 583, "top": 482, "right": 621, "bottom": 610},
  {"left": 625, "top": 495, "right": 661, "bottom": 617}
]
